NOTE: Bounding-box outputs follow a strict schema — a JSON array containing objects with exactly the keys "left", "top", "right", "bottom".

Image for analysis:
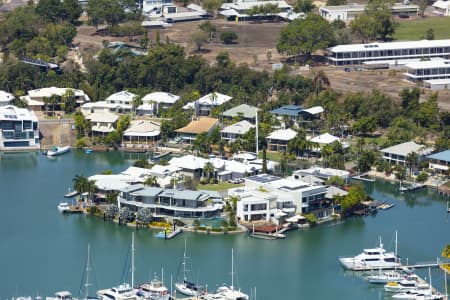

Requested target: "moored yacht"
[
  {"left": 46, "top": 291, "right": 73, "bottom": 300},
  {"left": 47, "top": 146, "right": 71, "bottom": 156},
  {"left": 367, "top": 270, "right": 403, "bottom": 284},
  {"left": 136, "top": 274, "right": 170, "bottom": 300},
  {"left": 57, "top": 202, "right": 70, "bottom": 213},
  {"left": 97, "top": 283, "right": 139, "bottom": 300},
  {"left": 339, "top": 236, "right": 400, "bottom": 271},
  {"left": 384, "top": 279, "right": 429, "bottom": 293}
]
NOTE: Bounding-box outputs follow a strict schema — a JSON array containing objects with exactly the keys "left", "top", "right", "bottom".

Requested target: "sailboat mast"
[
  {"left": 255, "top": 108, "right": 259, "bottom": 159},
  {"left": 131, "top": 232, "right": 135, "bottom": 288},
  {"left": 183, "top": 239, "right": 187, "bottom": 281},
  {"left": 395, "top": 230, "right": 398, "bottom": 258},
  {"left": 85, "top": 244, "right": 91, "bottom": 299},
  {"left": 231, "top": 248, "right": 234, "bottom": 290}
]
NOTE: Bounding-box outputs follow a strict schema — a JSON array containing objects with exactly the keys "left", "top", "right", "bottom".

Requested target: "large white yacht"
[
  {"left": 384, "top": 279, "right": 429, "bottom": 293},
  {"left": 339, "top": 237, "right": 400, "bottom": 271},
  {"left": 136, "top": 274, "right": 170, "bottom": 300},
  {"left": 97, "top": 283, "right": 140, "bottom": 300}
]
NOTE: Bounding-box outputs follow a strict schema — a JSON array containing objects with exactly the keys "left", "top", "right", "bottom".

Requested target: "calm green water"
[{"left": 0, "top": 151, "right": 449, "bottom": 299}]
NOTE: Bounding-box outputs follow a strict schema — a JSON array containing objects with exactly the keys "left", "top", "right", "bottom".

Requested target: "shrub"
[
  {"left": 416, "top": 172, "right": 428, "bottom": 183},
  {"left": 220, "top": 31, "right": 238, "bottom": 44}
]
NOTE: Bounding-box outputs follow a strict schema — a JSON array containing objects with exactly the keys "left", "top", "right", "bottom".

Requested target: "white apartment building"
[
  {"left": 0, "top": 105, "right": 40, "bottom": 151},
  {"left": 327, "top": 39, "right": 450, "bottom": 66},
  {"left": 404, "top": 60, "right": 450, "bottom": 82}
]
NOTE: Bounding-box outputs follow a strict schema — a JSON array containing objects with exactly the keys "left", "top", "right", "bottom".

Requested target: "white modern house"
[
  {"left": 122, "top": 120, "right": 161, "bottom": 146},
  {"left": 142, "top": 0, "right": 173, "bottom": 15},
  {"left": 0, "top": 105, "right": 40, "bottom": 151},
  {"left": 231, "top": 174, "right": 330, "bottom": 222},
  {"left": 0, "top": 91, "right": 14, "bottom": 107},
  {"left": 327, "top": 39, "right": 450, "bottom": 66},
  {"left": 137, "top": 92, "right": 180, "bottom": 116},
  {"left": 380, "top": 141, "right": 433, "bottom": 165},
  {"left": 319, "top": 3, "right": 418, "bottom": 22},
  {"left": 266, "top": 128, "right": 297, "bottom": 151},
  {"left": 220, "top": 0, "right": 293, "bottom": 20},
  {"left": 308, "top": 133, "right": 349, "bottom": 150},
  {"left": 221, "top": 120, "right": 255, "bottom": 143},
  {"left": 404, "top": 60, "right": 450, "bottom": 82},
  {"left": 85, "top": 111, "right": 119, "bottom": 135},
  {"left": 292, "top": 167, "right": 350, "bottom": 183},
  {"left": 22, "top": 87, "right": 90, "bottom": 110},
  {"left": 426, "top": 150, "right": 450, "bottom": 174},
  {"left": 105, "top": 90, "right": 136, "bottom": 113},
  {"left": 432, "top": 0, "right": 450, "bottom": 16},
  {"left": 183, "top": 92, "right": 232, "bottom": 116},
  {"left": 118, "top": 184, "right": 223, "bottom": 219}
]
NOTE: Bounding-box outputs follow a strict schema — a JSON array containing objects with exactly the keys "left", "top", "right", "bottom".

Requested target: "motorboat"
[
  {"left": 367, "top": 270, "right": 403, "bottom": 284},
  {"left": 339, "top": 236, "right": 400, "bottom": 271},
  {"left": 175, "top": 240, "right": 205, "bottom": 297},
  {"left": 392, "top": 290, "right": 443, "bottom": 299},
  {"left": 384, "top": 279, "right": 429, "bottom": 293},
  {"left": 46, "top": 291, "right": 73, "bottom": 300},
  {"left": 57, "top": 202, "right": 70, "bottom": 213},
  {"left": 47, "top": 146, "right": 71, "bottom": 156},
  {"left": 97, "top": 283, "right": 139, "bottom": 300},
  {"left": 136, "top": 274, "right": 170, "bottom": 300}
]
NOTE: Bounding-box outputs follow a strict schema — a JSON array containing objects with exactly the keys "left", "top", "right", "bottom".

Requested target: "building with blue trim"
[{"left": 427, "top": 149, "right": 450, "bottom": 174}]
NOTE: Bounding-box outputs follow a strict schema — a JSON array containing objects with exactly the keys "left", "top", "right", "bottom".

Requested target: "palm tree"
[
  {"left": 405, "top": 152, "right": 419, "bottom": 178},
  {"left": 144, "top": 175, "right": 159, "bottom": 187},
  {"left": 203, "top": 161, "right": 215, "bottom": 181},
  {"left": 395, "top": 165, "right": 407, "bottom": 189},
  {"left": 312, "top": 70, "right": 330, "bottom": 96},
  {"left": 73, "top": 174, "right": 88, "bottom": 193},
  {"left": 105, "top": 191, "right": 119, "bottom": 204}
]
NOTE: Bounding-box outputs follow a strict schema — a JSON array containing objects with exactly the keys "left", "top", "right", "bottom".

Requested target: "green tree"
[
  {"left": 87, "top": 0, "right": 125, "bottom": 27},
  {"left": 203, "top": 161, "right": 215, "bottom": 181},
  {"left": 350, "top": 14, "right": 376, "bottom": 43},
  {"left": 387, "top": 117, "right": 418, "bottom": 144},
  {"left": 442, "top": 244, "right": 450, "bottom": 258},
  {"left": 293, "top": 0, "right": 314, "bottom": 12},
  {"left": 116, "top": 115, "right": 131, "bottom": 136},
  {"left": 405, "top": 151, "right": 419, "bottom": 177},
  {"left": 201, "top": 0, "right": 223, "bottom": 15},
  {"left": 36, "top": 0, "right": 82, "bottom": 24},
  {"left": 277, "top": 14, "right": 334, "bottom": 62},
  {"left": 220, "top": 31, "right": 238, "bottom": 44},
  {"left": 414, "top": 0, "right": 428, "bottom": 17},
  {"left": 136, "top": 207, "right": 153, "bottom": 224},
  {"left": 416, "top": 172, "right": 428, "bottom": 183},
  {"left": 199, "top": 21, "right": 217, "bottom": 41},
  {"left": 325, "top": 175, "right": 345, "bottom": 187},
  {"left": 394, "top": 164, "right": 407, "bottom": 188},
  {"left": 191, "top": 30, "right": 209, "bottom": 52},
  {"left": 424, "top": 28, "right": 434, "bottom": 40},
  {"left": 366, "top": 0, "right": 397, "bottom": 41},
  {"left": 352, "top": 116, "right": 377, "bottom": 136},
  {"left": 144, "top": 175, "right": 159, "bottom": 187},
  {"left": 340, "top": 184, "right": 367, "bottom": 214}
]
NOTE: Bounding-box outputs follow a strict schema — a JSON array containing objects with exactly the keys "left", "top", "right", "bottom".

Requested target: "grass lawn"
[
  {"left": 394, "top": 17, "right": 450, "bottom": 41},
  {"left": 199, "top": 182, "right": 243, "bottom": 191},
  {"left": 260, "top": 150, "right": 283, "bottom": 162}
]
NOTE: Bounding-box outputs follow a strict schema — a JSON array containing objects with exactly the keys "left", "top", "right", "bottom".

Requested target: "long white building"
[
  {"left": 327, "top": 39, "right": 450, "bottom": 66},
  {"left": 0, "top": 105, "right": 40, "bottom": 151},
  {"left": 404, "top": 60, "right": 450, "bottom": 82}
]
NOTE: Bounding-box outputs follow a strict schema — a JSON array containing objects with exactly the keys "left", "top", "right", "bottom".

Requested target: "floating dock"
[
  {"left": 155, "top": 228, "right": 182, "bottom": 239},
  {"left": 62, "top": 206, "right": 84, "bottom": 214},
  {"left": 352, "top": 172, "right": 376, "bottom": 182}
]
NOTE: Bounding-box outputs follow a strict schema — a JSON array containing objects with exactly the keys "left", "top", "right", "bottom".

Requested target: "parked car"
[{"left": 228, "top": 178, "right": 244, "bottom": 184}]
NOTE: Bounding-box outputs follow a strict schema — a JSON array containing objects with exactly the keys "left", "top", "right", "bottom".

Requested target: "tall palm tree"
[
  {"left": 144, "top": 175, "right": 159, "bottom": 187},
  {"left": 312, "top": 70, "right": 330, "bottom": 96},
  {"left": 203, "top": 161, "right": 215, "bottom": 181},
  {"left": 405, "top": 152, "right": 419, "bottom": 178}
]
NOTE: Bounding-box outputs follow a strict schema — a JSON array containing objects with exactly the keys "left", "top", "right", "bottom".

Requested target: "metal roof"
[
  {"left": 427, "top": 150, "right": 450, "bottom": 162},
  {"left": 222, "top": 104, "right": 259, "bottom": 119},
  {"left": 329, "top": 39, "right": 450, "bottom": 53},
  {"left": 246, "top": 174, "right": 281, "bottom": 184}
]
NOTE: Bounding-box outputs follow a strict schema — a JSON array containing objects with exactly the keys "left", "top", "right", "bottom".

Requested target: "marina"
[{"left": 1, "top": 151, "right": 449, "bottom": 300}]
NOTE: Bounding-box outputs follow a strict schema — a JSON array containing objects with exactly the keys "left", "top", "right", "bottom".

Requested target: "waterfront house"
[
  {"left": 85, "top": 111, "right": 119, "bottom": 135},
  {"left": 122, "top": 120, "right": 161, "bottom": 146},
  {"left": 22, "top": 87, "right": 90, "bottom": 111},
  {"left": 426, "top": 149, "right": 450, "bottom": 175},
  {"left": 175, "top": 116, "right": 218, "bottom": 144},
  {"left": 222, "top": 104, "right": 259, "bottom": 123},
  {"left": 271, "top": 105, "right": 324, "bottom": 126},
  {"left": 148, "top": 164, "right": 182, "bottom": 187},
  {"left": 0, "top": 105, "right": 40, "bottom": 151},
  {"left": 327, "top": 39, "right": 450, "bottom": 66},
  {"left": 231, "top": 174, "right": 330, "bottom": 222},
  {"left": 183, "top": 93, "right": 232, "bottom": 116},
  {"left": 0, "top": 91, "right": 14, "bottom": 107},
  {"left": 307, "top": 132, "right": 349, "bottom": 154},
  {"left": 380, "top": 141, "right": 433, "bottom": 165},
  {"left": 221, "top": 120, "right": 255, "bottom": 143},
  {"left": 118, "top": 184, "right": 223, "bottom": 219},
  {"left": 137, "top": 92, "right": 180, "bottom": 116},
  {"left": 105, "top": 91, "right": 136, "bottom": 114},
  {"left": 404, "top": 60, "right": 450, "bottom": 83},
  {"left": 319, "top": 3, "right": 418, "bottom": 22},
  {"left": 292, "top": 167, "right": 350, "bottom": 183},
  {"left": 169, "top": 154, "right": 208, "bottom": 178},
  {"left": 266, "top": 128, "right": 297, "bottom": 151}
]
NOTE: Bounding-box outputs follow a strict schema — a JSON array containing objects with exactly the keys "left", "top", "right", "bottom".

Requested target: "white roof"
[
  {"left": 81, "top": 101, "right": 121, "bottom": 110},
  {"left": 326, "top": 185, "right": 348, "bottom": 198},
  {"left": 0, "top": 105, "right": 38, "bottom": 122},
  {"left": 120, "top": 166, "right": 153, "bottom": 182},
  {"left": 221, "top": 0, "right": 292, "bottom": 10},
  {"left": 123, "top": 120, "right": 161, "bottom": 137},
  {"left": 169, "top": 155, "right": 208, "bottom": 170},
  {"left": 221, "top": 120, "right": 255, "bottom": 135},
  {"left": 309, "top": 133, "right": 340, "bottom": 145},
  {"left": 233, "top": 152, "right": 257, "bottom": 161},
  {"left": 302, "top": 106, "right": 324, "bottom": 115},
  {"left": 0, "top": 90, "right": 14, "bottom": 104},
  {"left": 183, "top": 92, "right": 232, "bottom": 109},
  {"left": 224, "top": 159, "right": 260, "bottom": 174},
  {"left": 278, "top": 11, "right": 305, "bottom": 21},
  {"left": 424, "top": 78, "right": 450, "bottom": 85},
  {"left": 187, "top": 3, "right": 206, "bottom": 11},
  {"left": 26, "top": 87, "right": 90, "bottom": 101},
  {"left": 149, "top": 164, "right": 181, "bottom": 177},
  {"left": 89, "top": 174, "right": 132, "bottom": 191},
  {"left": 267, "top": 128, "right": 297, "bottom": 141},
  {"left": 405, "top": 60, "right": 450, "bottom": 70},
  {"left": 142, "top": 92, "right": 180, "bottom": 104},
  {"left": 433, "top": 0, "right": 450, "bottom": 10},
  {"left": 294, "top": 166, "right": 350, "bottom": 178},
  {"left": 381, "top": 141, "right": 433, "bottom": 156},
  {"left": 85, "top": 111, "right": 119, "bottom": 123},
  {"left": 329, "top": 39, "right": 450, "bottom": 53},
  {"left": 106, "top": 90, "right": 136, "bottom": 103}
]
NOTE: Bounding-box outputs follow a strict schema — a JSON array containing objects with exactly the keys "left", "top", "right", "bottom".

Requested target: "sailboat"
[
  {"left": 174, "top": 239, "right": 205, "bottom": 296},
  {"left": 202, "top": 248, "right": 249, "bottom": 300},
  {"left": 97, "top": 233, "right": 140, "bottom": 300},
  {"left": 392, "top": 268, "right": 444, "bottom": 299},
  {"left": 79, "top": 244, "right": 98, "bottom": 300}
]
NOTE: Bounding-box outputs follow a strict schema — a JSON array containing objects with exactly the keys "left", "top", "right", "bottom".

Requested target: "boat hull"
[{"left": 175, "top": 283, "right": 198, "bottom": 297}]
